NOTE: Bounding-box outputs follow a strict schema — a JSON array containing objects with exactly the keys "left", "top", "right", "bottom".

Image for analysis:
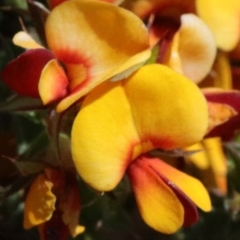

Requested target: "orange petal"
[
  {"left": 46, "top": 0, "right": 150, "bottom": 111},
  {"left": 196, "top": 0, "right": 240, "bottom": 51},
  {"left": 146, "top": 157, "right": 211, "bottom": 212},
  {"left": 71, "top": 81, "right": 140, "bottom": 191},
  {"left": 13, "top": 31, "right": 44, "bottom": 49},
  {"left": 207, "top": 101, "right": 237, "bottom": 133},
  {"left": 38, "top": 59, "right": 69, "bottom": 104},
  {"left": 72, "top": 64, "right": 208, "bottom": 191},
  {"left": 166, "top": 14, "right": 216, "bottom": 83},
  {"left": 127, "top": 157, "right": 184, "bottom": 234},
  {"left": 24, "top": 173, "right": 56, "bottom": 229}
]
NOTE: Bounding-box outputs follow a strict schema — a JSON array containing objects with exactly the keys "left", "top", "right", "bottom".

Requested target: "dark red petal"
[
  {"left": 204, "top": 91, "right": 240, "bottom": 111},
  {"left": 1, "top": 49, "right": 55, "bottom": 98},
  {"left": 150, "top": 165, "right": 199, "bottom": 227}
]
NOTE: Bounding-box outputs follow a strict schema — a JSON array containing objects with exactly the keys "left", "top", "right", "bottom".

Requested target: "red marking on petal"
[
  {"left": 1, "top": 49, "right": 55, "bottom": 98},
  {"left": 149, "top": 161, "right": 199, "bottom": 227},
  {"left": 55, "top": 49, "right": 93, "bottom": 92},
  {"left": 70, "top": 74, "right": 91, "bottom": 94},
  {"left": 54, "top": 48, "right": 92, "bottom": 66},
  {"left": 140, "top": 135, "right": 174, "bottom": 150}
]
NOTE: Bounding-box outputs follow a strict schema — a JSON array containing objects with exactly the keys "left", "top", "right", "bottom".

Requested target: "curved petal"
[
  {"left": 196, "top": 0, "right": 240, "bottom": 51},
  {"left": 127, "top": 157, "right": 184, "bottom": 234},
  {"left": 56, "top": 49, "right": 150, "bottom": 112},
  {"left": 39, "top": 59, "right": 69, "bottom": 104},
  {"left": 24, "top": 173, "right": 56, "bottom": 229},
  {"left": 72, "top": 64, "right": 208, "bottom": 191},
  {"left": 71, "top": 81, "right": 140, "bottom": 191},
  {"left": 46, "top": 0, "right": 150, "bottom": 111},
  {"left": 145, "top": 157, "right": 211, "bottom": 212},
  {"left": 166, "top": 14, "right": 216, "bottom": 83},
  {"left": 13, "top": 31, "right": 44, "bottom": 49},
  {"left": 124, "top": 64, "right": 208, "bottom": 150},
  {"left": 1, "top": 49, "right": 55, "bottom": 97}
]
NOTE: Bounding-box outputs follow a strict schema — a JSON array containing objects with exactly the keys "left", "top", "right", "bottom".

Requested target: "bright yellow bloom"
[{"left": 71, "top": 64, "right": 211, "bottom": 233}]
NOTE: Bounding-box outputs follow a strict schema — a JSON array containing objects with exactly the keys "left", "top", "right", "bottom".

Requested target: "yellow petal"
[
  {"left": 185, "top": 138, "right": 227, "bottom": 195},
  {"left": 196, "top": 0, "right": 240, "bottom": 51},
  {"left": 124, "top": 64, "right": 209, "bottom": 149},
  {"left": 13, "top": 31, "right": 44, "bottom": 49},
  {"left": 71, "top": 81, "right": 140, "bottom": 191},
  {"left": 72, "top": 64, "right": 208, "bottom": 191},
  {"left": 166, "top": 14, "right": 216, "bottom": 83},
  {"left": 185, "top": 142, "right": 210, "bottom": 169},
  {"left": 147, "top": 158, "right": 211, "bottom": 212},
  {"left": 46, "top": 0, "right": 150, "bottom": 111},
  {"left": 202, "top": 138, "right": 227, "bottom": 195},
  {"left": 39, "top": 59, "right": 69, "bottom": 104},
  {"left": 24, "top": 173, "right": 56, "bottom": 229},
  {"left": 127, "top": 158, "right": 184, "bottom": 234}
]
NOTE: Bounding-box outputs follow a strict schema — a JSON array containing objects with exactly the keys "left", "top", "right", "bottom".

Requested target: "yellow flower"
[{"left": 71, "top": 64, "right": 211, "bottom": 233}]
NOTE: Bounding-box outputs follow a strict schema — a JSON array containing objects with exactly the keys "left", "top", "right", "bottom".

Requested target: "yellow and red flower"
[
  {"left": 1, "top": 0, "right": 151, "bottom": 112},
  {"left": 71, "top": 64, "right": 211, "bottom": 233}
]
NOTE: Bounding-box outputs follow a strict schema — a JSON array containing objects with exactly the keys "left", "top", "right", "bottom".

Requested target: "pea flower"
[
  {"left": 24, "top": 168, "right": 84, "bottom": 239},
  {"left": 71, "top": 64, "right": 211, "bottom": 234},
  {"left": 132, "top": 0, "right": 240, "bottom": 51},
  {"left": 1, "top": 0, "right": 151, "bottom": 112}
]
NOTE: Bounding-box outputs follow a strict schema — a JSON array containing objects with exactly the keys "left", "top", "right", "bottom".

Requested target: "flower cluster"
[{"left": 1, "top": 0, "right": 240, "bottom": 239}]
